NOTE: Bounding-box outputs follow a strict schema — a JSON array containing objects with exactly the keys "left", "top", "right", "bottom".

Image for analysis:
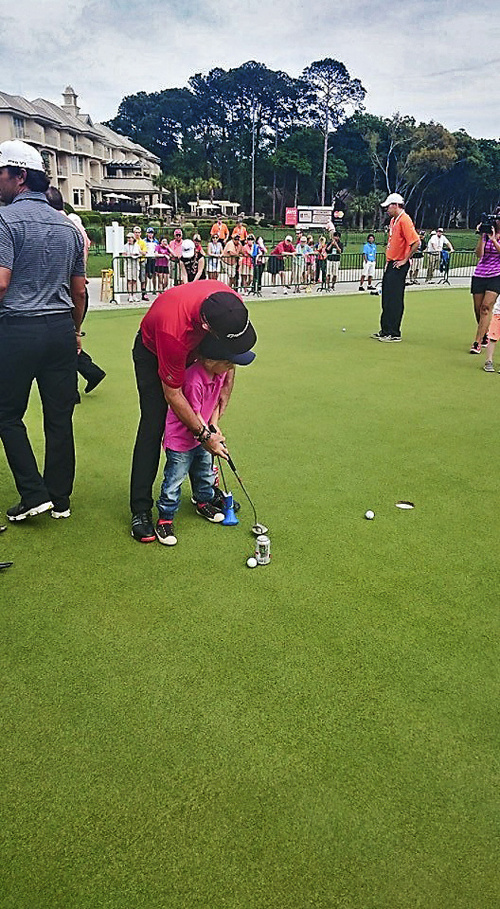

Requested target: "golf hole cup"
[{"left": 255, "top": 534, "right": 271, "bottom": 565}]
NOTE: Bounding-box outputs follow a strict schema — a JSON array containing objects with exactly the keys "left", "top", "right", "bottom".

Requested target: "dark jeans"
[
  {"left": 252, "top": 263, "right": 264, "bottom": 292},
  {"left": 315, "top": 259, "right": 327, "bottom": 284},
  {"left": 380, "top": 260, "right": 410, "bottom": 337},
  {"left": 130, "top": 331, "right": 167, "bottom": 515},
  {"left": 0, "top": 313, "right": 77, "bottom": 509}
]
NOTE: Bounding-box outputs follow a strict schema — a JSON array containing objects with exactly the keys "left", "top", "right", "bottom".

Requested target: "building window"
[
  {"left": 71, "top": 155, "right": 84, "bottom": 174},
  {"left": 73, "top": 189, "right": 85, "bottom": 207},
  {"left": 13, "top": 117, "right": 25, "bottom": 138},
  {"left": 40, "top": 150, "right": 52, "bottom": 178}
]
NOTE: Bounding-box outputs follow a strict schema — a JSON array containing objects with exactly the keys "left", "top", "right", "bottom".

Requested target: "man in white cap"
[
  {"left": 425, "top": 227, "right": 454, "bottom": 282},
  {"left": 371, "top": 192, "right": 420, "bottom": 342},
  {"left": 0, "top": 140, "right": 86, "bottom": 522}
]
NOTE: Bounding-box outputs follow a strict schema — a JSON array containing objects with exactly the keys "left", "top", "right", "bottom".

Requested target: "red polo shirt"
[{"left": 140, "top": 280, "right": 230, "bottom": 388}]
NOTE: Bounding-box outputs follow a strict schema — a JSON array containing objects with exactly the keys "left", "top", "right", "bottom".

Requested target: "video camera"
[{"left": 478, "top": 213, "right": 498, "bottom": 234}]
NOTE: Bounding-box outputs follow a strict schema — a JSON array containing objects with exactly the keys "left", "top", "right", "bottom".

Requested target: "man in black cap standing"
[{"left": 130, "top": 279, "right": 257, "bottom": 542}]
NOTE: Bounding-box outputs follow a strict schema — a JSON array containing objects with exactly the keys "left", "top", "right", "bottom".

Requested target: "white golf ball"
[
  {"left": 342, "top": 327, "right": 346, "bottom": 332},
  {"left": 246, "top": 557, "right": 258, "bottom": 568},
  {"left": 365, "top": 510, "right": 375, "bottom": 520}
]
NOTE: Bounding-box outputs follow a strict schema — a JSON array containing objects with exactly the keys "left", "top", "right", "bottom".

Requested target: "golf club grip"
[{"left": 209, "top": 424, "right": 237, "bottom": 472}]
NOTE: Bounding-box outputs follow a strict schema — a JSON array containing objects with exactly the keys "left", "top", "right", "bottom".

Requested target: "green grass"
[
  {"left": 0, "top": 289, "right": 498, "bottom": 908},
  {"left": 86, "top": 252, "right": 113, "bottom": 277}
]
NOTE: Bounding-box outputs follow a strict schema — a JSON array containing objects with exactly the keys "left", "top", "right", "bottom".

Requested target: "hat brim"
[
  {"left": 199, "top": 334, "right": 256, "bottom": 364},
  {"left": 220, "top": 320, "right": 257, "bottom": 355}
]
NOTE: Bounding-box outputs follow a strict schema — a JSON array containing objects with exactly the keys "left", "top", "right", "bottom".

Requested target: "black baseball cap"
[
  {"left": 201, "top": 291, "right": 257, "bottom": 354},
  {"left": 198, "top": 334, "right": 256, "bottom": 365}
]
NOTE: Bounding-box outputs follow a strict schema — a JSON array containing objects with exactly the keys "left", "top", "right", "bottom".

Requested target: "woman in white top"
[
  {"left": 207, "top": 235, "right": 223, "bottom": 280},
  {"left": 122, "top": 233, "right": 142, "bottom": 301}
]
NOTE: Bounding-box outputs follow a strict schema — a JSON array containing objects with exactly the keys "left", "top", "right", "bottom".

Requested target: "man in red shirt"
[
  {"left": 371, "top": 193, "right": 419, "bottom": 342},
  {"left": 130, "top": 280, "right": 256, "bottom": 542},
  {"left": 268, "top": 236, "right": 296, "bottom": 291}
]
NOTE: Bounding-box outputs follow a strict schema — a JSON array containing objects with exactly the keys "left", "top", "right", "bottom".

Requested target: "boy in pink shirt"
[{"left": 155, "top": 336, "right": 255, "bottom": 544}]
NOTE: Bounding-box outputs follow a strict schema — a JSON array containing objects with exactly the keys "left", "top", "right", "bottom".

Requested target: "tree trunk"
[
  {"left": 272, "top": 122, "right": 278, "bottom": 222},
  {"left": 321, "top": 114, "right": 328, "bottom": 206},
  {"left": 251, "top": 105, "right": 256, "bottom": 216},
  {"left": 294, "top": 173, "right": 298, "bottom": 208}
]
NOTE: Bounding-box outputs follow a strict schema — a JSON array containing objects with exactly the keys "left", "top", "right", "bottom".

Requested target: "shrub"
[{"left": 86, "top": 226, "right": 104, "bottom": 245}]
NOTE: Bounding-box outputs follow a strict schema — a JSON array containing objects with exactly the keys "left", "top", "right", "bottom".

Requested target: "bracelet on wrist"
[{"left": 194, "top": 426, "right": 211, "bottom": 443}]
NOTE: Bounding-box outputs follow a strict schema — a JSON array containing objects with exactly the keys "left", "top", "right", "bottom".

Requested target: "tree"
[
  {"left": 152, "top": 171, "right": 168, "bottom": 206},
  {"left": 187, "top": 177, "right": 221, "bottom": 207},
  {"left": 302, "top": 59, "right": 366, "bottom": 205},
  {"left": 106, "top": 89, "right": 195, "bottom": 169},
  {"left": 163, "top": 175, "right": 186, "bottom": 216}
]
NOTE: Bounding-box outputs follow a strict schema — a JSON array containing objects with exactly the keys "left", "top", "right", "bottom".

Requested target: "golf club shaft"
[
  {"left": 224, "top": 458, "right": 258, "bottom": 527},
  {"left": 209, "top": 426, "right": 259, "bottom": 526}
]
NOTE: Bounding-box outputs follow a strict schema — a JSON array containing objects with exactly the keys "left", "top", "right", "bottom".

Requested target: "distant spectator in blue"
[{"left": 359, "top": 233, "right": 377, "bottom": 291}]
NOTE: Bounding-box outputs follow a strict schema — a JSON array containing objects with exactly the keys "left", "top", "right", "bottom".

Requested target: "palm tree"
[
  {"left": 152, "top": 172, "right": 169, "bottom": 207},
  {"left": 163, "top": 176, "right": 186, "bottom": 216}
]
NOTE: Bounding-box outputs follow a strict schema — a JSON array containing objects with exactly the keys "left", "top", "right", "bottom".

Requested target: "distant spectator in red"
[
  {"left": 267, "top": 235, "right": 296, "bottom": 292},
  {"left": 168, "top": 228, "right": 183, "bottom": 285}
]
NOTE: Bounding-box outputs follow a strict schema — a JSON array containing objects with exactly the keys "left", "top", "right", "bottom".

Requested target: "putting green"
[{"left": 0, "top": 288, "right": 498, "bottom": 909}]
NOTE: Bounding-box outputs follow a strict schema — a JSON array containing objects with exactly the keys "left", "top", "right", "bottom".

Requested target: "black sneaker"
[
  {"left": 211, "top": 487, "right": 241, "bottom": 513},
  {"left": 370, "top": 330, "right": 384, "bottom": 339},
  {"left": 131, "top": 511, "right": 156, "bottom": 542},
  {"left": 155, "top": 519, "right": 177, "bottom": 545},
  {"left": 481, "top": 334, "right": 489, "bottom": 348},
  {"left": 0, "top": 561, "right": 13, "bottom": 570},
  {"left": 84, "top": 369, "right": 106, "bottom": 394},
  {"left": 195, "top": 501, "right": 225, "bottom": 523},
  {"left": 378, "top": 334, "right": 401, "bottom": 342},
  {"left": 7, "top": 500, "right": 53, "bottom": 522}
]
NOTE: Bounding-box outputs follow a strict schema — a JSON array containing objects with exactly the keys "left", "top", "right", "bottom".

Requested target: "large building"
[{"left": 0, "top": 86, "right": 161, "bottom": 212}]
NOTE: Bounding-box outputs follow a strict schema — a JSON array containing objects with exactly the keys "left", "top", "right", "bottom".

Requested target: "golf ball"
[
  {"left": 246, "top": 556, "right": 258, "bottom": 568},
  {"left": 342, "top": 327, "right": 346, "bottom": 332},
  {"left": 365, "top": 510, "right": 375, "bottom": 520}
]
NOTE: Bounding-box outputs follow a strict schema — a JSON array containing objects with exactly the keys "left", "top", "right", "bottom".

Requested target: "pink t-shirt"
[{"left": 163, "top": 361, "right": 227, "bottom": 452}]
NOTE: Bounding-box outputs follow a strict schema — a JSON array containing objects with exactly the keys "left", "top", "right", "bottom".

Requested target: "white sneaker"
[{"left": 51, "top": 508, "right": 71, "bottom": 519}]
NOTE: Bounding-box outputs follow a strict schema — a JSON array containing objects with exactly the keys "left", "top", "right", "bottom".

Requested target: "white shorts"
[
  {"left": 327, "top": 259, "right": 339, "bottom": 277},
  {"left": 362, "top": 261, "right": 376, "bottom": 278}
]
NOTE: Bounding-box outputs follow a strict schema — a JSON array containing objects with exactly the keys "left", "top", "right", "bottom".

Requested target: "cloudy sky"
[{"left": 1, "top": 0, "right": 497, "bottom": 138}]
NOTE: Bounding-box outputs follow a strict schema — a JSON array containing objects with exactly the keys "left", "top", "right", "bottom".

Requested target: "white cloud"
[{"left": 0, "top": 0, "right": 497, "bottom": 138}]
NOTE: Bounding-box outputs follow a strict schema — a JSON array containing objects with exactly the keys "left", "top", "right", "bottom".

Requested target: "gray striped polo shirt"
[{"left": 0, "top": 191, "right": 85, "bottom": 317}]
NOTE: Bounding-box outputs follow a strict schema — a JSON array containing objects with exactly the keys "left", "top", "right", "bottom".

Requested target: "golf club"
[{"left": 210, "top": 428, "right": 268, "bottom": 535}]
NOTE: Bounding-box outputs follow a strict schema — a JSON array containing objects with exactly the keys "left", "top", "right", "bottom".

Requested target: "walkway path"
[{"left": 87, "top": 275, "right": 470, "bottom": 312}]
